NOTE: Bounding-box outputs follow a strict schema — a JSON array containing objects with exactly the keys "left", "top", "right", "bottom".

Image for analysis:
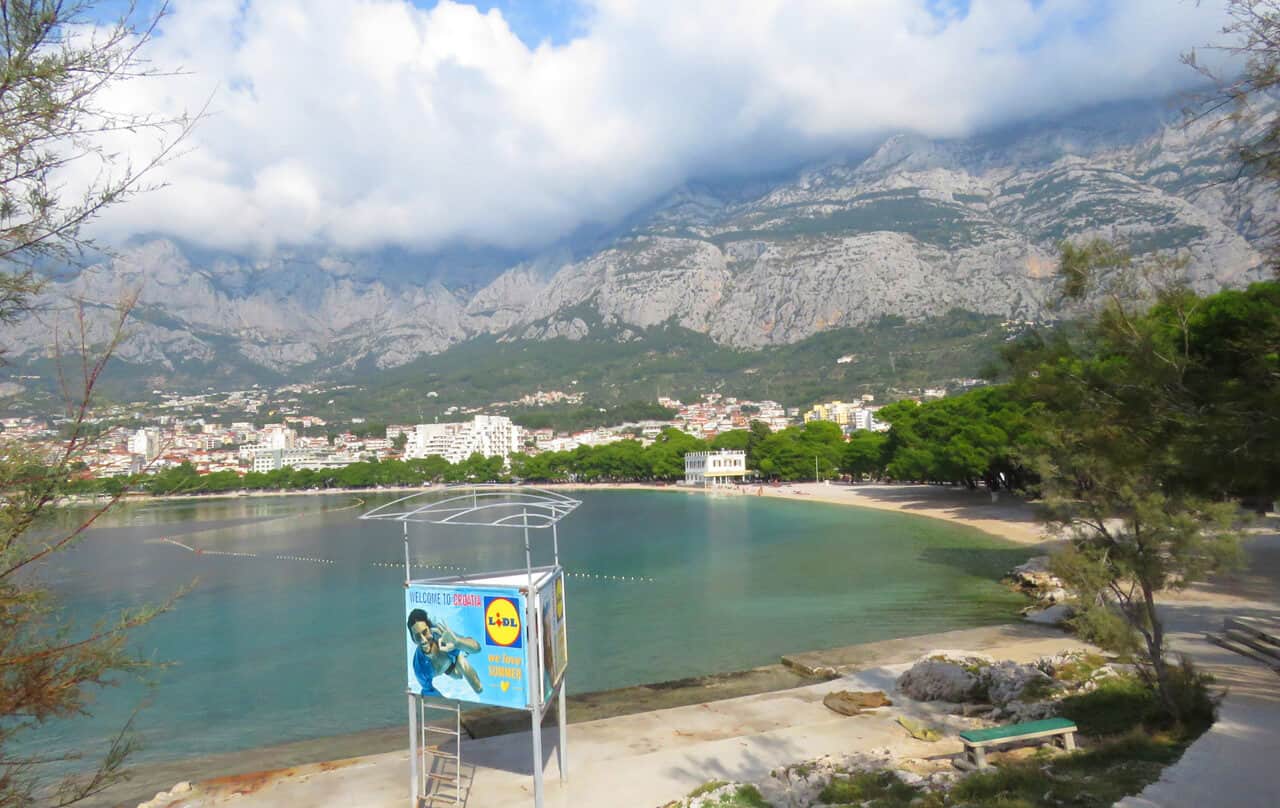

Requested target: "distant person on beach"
[{"left": 407, "top": 608, "right": 483, "bottom": 695}]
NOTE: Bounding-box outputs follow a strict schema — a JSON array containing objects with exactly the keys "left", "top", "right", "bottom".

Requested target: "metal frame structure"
[{"left": 361, "top": 485, "right": 581, "bottom": 808}]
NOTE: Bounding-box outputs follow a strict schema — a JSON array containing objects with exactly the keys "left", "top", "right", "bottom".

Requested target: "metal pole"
[
  {"left": 557, "top": 678, "right": 568, "bottom": 782},
  {"left": 404, "top": 520, "right": 418, "bottom": 807},
  {"left": 408, "top": 692, "right": 419, "bottom": 808},
  {"left": 403, "top": 520, "right": 411, "bottom": 583},
  {"left": 551, "top": 521, "right": 567, "bottom": 781},
  {"left": 524, "top": 510, "right": 545, "bottom": 808},
  {"left": 455, "top": 701, "right": 462, "bottom": 806},
  {"left": 556, "top": 563, "right": 570, "bottom": 783}
]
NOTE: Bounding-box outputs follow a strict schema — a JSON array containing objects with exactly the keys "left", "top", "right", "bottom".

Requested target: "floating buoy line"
[{"left": 157, "top": 537, "right": 655, "bottom": 582}]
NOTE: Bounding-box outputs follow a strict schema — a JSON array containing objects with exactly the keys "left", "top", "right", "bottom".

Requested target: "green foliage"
[
  {"left": 686, "top": 781, "right": 728, "bottom": 798},
  {"left": 724, "top": 785, "right": 770, "bottom": 808},
  {"left": 673, "top": 782, "right": 770, "bottom": 808},
  {"left": 1057, "top": 238, "right": 1131, "bottom": 300},
  {"left": 877, "top": 386, "right": 1031, "bottom": 488},
  {"left": 840, "top": 430, "right": 888, "bottom": 479},
  {"left": 752, "top": 421, "right": 843, "bottom": 481},
  {"left": 0, "top": 3, "right": 195, "bottom": 803},
  {"left": 503, "top": 401, "right": 677, "bottom": 433},
  {"left": 1057, "top": 663, "right": 1217, "bottom": 740},
  {"left": 1057, "top": 675, "right": 1160, "bottom": 736},
  {"left": 1020, "top": 247, "right": 1259, "bottom": 722},
  {"left": 710, "top": 429, "right": 750, "bottom": 453},
  {"left": 309, "top": 308, "right": 1011, "bottom": 420},
  {"left": 818, "top": 771, "right": 925, "bottom": 806},
  {"left": 950, "top": 729, "right": 1192, "bottom": 807}
]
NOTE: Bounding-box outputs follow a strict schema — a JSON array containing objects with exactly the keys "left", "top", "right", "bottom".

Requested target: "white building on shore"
[
  {"left": 406, "top": 415, "right": 523, "bottom": 464},
  {"left": 683, "top": 449, "right": 748, "bottom": 487}
]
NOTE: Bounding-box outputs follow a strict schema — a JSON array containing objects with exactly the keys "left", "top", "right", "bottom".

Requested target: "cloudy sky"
[{"left": 89, "top": 0, "right": 1234, "bottom": 255}]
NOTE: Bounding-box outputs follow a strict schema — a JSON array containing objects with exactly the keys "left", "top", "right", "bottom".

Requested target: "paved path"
[{"left": 1118, "top": 529, "right": 1280, "bottom": 808}]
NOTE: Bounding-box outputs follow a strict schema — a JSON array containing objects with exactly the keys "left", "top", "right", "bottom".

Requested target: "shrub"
[
  {"left": 818, "top": 771, "right": 921, "bottom": 805},
  {"left": 1057, "top": 658, "right": 1217, "bottom": 738},
  {"left": 687, "top": 781, "right": 729, "bottom": 798},
  {"left": 1156, "top": 656, "right": 1219, "bottom": 735},
  {"left": 1058, "top": 675, "right": 1158, "bottom": 736},
  {"left": 951, "top": 730, "right": 1185, "bottom": 806}
]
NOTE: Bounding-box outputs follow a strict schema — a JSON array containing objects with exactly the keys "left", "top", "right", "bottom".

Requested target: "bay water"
[{"left": 32, "top": 489, "right": 1028, "bottom": 768}]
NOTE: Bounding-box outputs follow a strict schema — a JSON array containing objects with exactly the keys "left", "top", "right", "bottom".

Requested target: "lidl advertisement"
[{"left": 405, "top": 584, "right": 529, "bottom": 709}]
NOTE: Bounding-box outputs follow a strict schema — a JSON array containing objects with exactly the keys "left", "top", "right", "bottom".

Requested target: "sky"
[{"left": 81, "top": 0, "right": 1237, "bottom": 256}]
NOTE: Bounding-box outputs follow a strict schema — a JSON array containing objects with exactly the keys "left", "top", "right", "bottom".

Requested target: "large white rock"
[
  {"left": 1025, "top": 603, "right": 1073, "bottom": 625},
  {"left": 896, "top": 652, "right": 992, "bottom": 702}
]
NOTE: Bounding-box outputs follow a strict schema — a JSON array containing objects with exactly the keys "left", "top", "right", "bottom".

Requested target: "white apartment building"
[
  {"left": 251, "top": 448, "right": 356, "bottom": 473},
  {"left": 127, "top": 428, "right": 161, "bottom": 461},
  {"left": 259, "top": 425, "right": 297, "bottom": 450},
  {"left": 405, "top": 415, "right": 523, "bottom": 464},
  {"left": 853, "top": 407, "right": 889, "bottom": 432},
  {"left": 683, "top": 449, "right": 748, "bottom": 487}
]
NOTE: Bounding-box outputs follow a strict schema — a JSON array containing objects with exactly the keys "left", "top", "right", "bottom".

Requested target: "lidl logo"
[{"left": 484, "top": 596, "right": 522, "bottom": 647}]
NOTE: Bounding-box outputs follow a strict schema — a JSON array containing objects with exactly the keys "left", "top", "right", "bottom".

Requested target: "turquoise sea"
[{"left": 31, "top": 489, "right": 1028, "bottom": 768}]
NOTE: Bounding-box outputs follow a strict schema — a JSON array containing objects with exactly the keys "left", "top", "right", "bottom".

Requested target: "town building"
[
  {"left": 405, "top": 415, "right": 523, "bottom": 464},
  {"left": 127, "top": 427, "right": 161, "bottom": 461},
  {"left": 683, "top": 449, "right": 748, "bottom": 487},
  {"left": 804, "top": 400, "right": 862, "bottom": 427}
]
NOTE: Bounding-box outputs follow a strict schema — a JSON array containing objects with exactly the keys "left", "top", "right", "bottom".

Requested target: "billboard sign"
[
  {"left": 536, "top": 568, "right": 568, "bottom": 705},
  {"left": 405, "top": 583, "right": 530, "bottom": 709}
]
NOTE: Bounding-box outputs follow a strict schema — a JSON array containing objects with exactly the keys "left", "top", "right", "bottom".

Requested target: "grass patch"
[
  {"left": 1057, "top": 675, "right": 1159, "bottom": 736},
  {"left": 687, "top": 781, "right": 729, "bottom": 798},
  {"left": 717, "top": 785, "right": 770, "bottom": 807},
  {"left": 673, "top": 782, "right": 770, "bottom": 808},
  {"left": 818, "top": 771, "right": 926, "bottom": 806},
  {"left": 1052, "top": 652, "right": 1109, "bottom": 685},
  {"left": 951, "top": 730, "right": 1189, "bottom": 807},
  {"left": 1017, "top": 676, "right": 1058, "bottom": 702}
]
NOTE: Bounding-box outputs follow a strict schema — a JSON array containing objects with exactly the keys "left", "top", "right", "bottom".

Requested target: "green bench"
[{"left": 957, "top": 717, "right": 1078, "bottom": 769}]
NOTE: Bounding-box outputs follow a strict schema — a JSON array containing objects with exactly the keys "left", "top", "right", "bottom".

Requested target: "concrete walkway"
[{"left": 1118, "top": 529, "right": 1280, "bottom": 808}]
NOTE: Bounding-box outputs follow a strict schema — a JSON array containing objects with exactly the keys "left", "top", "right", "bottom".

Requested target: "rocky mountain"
[{"left": 2, "top": 99, "right": 1273, "bottom": 390}]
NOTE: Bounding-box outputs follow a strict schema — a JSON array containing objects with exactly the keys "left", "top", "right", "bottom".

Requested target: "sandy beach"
[
  {"left": 540, "top": 480, "right": 1054, "bottom": 546},
  {"left": 94, "top": 480, "right": 1054, "bottom": 551}
]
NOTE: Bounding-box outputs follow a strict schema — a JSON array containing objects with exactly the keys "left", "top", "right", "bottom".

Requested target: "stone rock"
[
  {"left": 1008, "top": 555, "right": 1064, "bottom": 591},
  {"left": 822, "top": 689, "right": 892, "bottom": 716},
  {"left": 895, "top": 769, "right": 926, "bottom": 787},
  {"left": 983, "top": 660, "right": 1055, "bottom": 706},
  {"left": 897, "top": 652, "right": 993, "bottom": 702},
  {"left": 1025, "top": 603, "right": 1073, "bottom": 625},
  {"left": 171, "top": 781, "right": 192, "bottom": 794},
  {"left": 1003, "top": 698, "right": 1059, "bottom": 722}
]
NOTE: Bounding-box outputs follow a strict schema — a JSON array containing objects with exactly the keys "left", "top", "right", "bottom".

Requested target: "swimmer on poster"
[{"left": 406, "top": 608, "right": 483, "bottom": 695}]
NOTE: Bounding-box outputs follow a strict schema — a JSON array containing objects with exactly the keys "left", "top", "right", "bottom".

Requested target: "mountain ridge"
[{"left": 1, "top": 98, "right": 1273, "bottom": 393}]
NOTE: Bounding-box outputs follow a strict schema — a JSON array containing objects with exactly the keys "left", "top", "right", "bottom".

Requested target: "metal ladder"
[{"left": 418, "top": 699, "right": 464, "bottom": 807}]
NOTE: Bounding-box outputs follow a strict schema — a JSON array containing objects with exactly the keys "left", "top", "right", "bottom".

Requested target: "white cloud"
[{"left": 85, "top": 0, "right": 1233, "bottom": 254}]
